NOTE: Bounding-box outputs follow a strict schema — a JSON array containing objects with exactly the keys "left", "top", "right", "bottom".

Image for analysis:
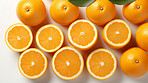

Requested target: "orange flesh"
[
  {"left": 54, "top": 49, "right": 81, "bottom": 77},
  {"left": 38, "top": 26, "right": 62, "bottom": 50},
  {"left": 89, "top": 51, "right": 114, "bottom": 77},
  {"left": 106, "top": 22, "right": 129, "bottom": 44},
  {"left": 70, "top": 22, "right": 95, "bottom": 46},
  {"left": 7, "top": 26, "right": 31, "bottom": 49},
  {"left": 20, "top": 51, "right": 45, "bottom": 76}
]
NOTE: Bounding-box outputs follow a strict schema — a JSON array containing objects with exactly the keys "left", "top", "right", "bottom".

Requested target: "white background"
[{"left": 0, "top": 0, "right": 148, "bottom": 83}]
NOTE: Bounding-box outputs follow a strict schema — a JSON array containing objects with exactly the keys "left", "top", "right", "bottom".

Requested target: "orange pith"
[
  {"left": 70, "top": 22, "right": 95, "bottom": 46},
  {"left": 89, "top": 51, "right": 114, "bottom": 77},
  {"left": 36, "top": 25, "right": 64, "bottom": 52},
  {"left": 7, "top": 26, "right": 31, "bottom": 49},
  {"left": 106, "top": 22, "right": 129, "bottom": 44},
  {"left": 52, "top": 47, "right": 84, "bottom": 80},
  {"left": 18, "top": 48, "right": 47, "bottom": 79}
]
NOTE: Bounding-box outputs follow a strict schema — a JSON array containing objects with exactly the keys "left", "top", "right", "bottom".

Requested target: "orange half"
[
  {"left": 36, "top": 24, "right": 64, "bottom": 52},
  {"left": 5, "top": 23, "right": 33, "bottom": 52},
  {"left": 68, "top": 19, "right": 98, "bottom": 50},
  {"left": 52, "top": 46, "right": 84, "bottom": 80},
  {"left": 102, "top": 19, "right": 131, "bottom": 49},
  {"left": 87, "top": 48, "right": 117, "bottom": 80},
  {"left": 18, "top": 48, "right": 48, "bottom": 79}
]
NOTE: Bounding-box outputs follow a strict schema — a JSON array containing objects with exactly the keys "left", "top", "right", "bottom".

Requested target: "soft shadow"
[
  {"left": 115, "top": 5, "right": 123, "bottom": 19},
  {"left": 116, "top": 35, "right": 137, "bottom": 53}
]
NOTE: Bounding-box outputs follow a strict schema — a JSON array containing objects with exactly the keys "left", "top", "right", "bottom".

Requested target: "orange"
[
  {"left": 120, "top": 47, "right": 148, "bottom": 78},
  {"left": 50, "top": 0, "right": 79, "bottom": 25},
  {"left": 136, "top": 22, "right": 148, "bottom": 52},
  {"left": 67, "top": 19, "right": 98, "bottom": 50},
  {"left": 87, "top": 48, "right": 117, "bottom": 80},
  {"left": 52, "top": 46, "right": 84, "bottom": 80},
  {"left": 123, "top": 0, "right": 148, "bottom": 24},
  {"left": 5, "top": 23, "right": 33, "bottom": 52},
  {"left": 86, "top": 0, "right": 116, "bottom": 25},
  {"left": 36, "top": 24, "right": 64, "bottom": 52},
  {"left": 18, "top": 48, "right": 48, "bottom": 79},
  {"left": 16, "top": 0, "right": 46, "bottom": 26},
  {"left": 102, "top": 19, "right": 131, "bottom": 49}
]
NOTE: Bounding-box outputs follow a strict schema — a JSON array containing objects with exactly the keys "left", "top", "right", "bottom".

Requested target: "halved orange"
[
  {"left": 18, "top": 48, "right": 48, "bottom": 79},
  {"left": 102, "top": 19, "right": 131, "bottom": 49},
  {"left": 67, "top": 19, "right": 98, "bottom": 50},
  {"left": 5, "top": 23, "right": 33, "bottom": 52},
  {"left": 87, "top": 48, "right": 117, "bottom": 80},
  {"left": 36, "top": 24, "right": 64, "bottom": 52},
  {"left": 52, "top": 46, "right": 84, "bottom": 80}
]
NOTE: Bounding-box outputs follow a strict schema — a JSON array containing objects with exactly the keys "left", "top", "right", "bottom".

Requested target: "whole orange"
[
  {"left": 16, "top": 0, "right": 46, "bottom": 26},
  {"left": 50, "top": 0, "right": 79, "bottom": 25},
  {"left": 120, "top": 47, "right": 148, "bottom": 78},
  {"left": 123, "top": 0, "right": 148, "bottom": 24},
  {"left": 136, "top": 22, "right": 148, "bottom": 52},
  {"left": 86, "top": 0, "right": 116, "bottom": 25}
]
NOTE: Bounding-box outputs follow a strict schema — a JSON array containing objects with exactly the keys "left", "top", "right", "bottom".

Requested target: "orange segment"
[
  {"left": 52, "top": 46, "right": 84, "bottom": 80},
  {"left": 18, "top": 48, "right": 47, "bottom": 79},
  {"left": 87, "top": 49, "right": 117, "bottom": 80},
  {"left": 102, "top": 19, "right": 131, "bottom": 49},
  {"left": 5, "top": 23, "right": 33, "bottom": 52},
  {"left": 36, "top": 24, "right": 64, "bottom": 52},
  {"left": 68, "top": 19, "right": 98, "bottom": 50}
]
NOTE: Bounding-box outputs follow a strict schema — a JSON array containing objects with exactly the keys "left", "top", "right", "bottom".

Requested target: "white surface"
[{"left": 0, "top": 0, "right": 148, "bottom": 83}]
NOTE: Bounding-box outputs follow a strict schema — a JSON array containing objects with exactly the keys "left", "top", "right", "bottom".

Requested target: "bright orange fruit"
[
  {"left": 50, "top": 0, "right": 79, "bottom": 25},
  {"left": 87, "top": 48, "right": 117, "bottom": 80},
  {"left": 52, "top": 46, "right": 84, "bottom": 80},
  {"left": 18, "top": 48, "right": 48, "bottom": 79},
  {"left": 16, "top": 0, "right": 46, "bottom": 26},
  {"left": 86, "top": 0, "right": 116, "bottom": 25},
  {"left": 102, "top": 19, "right": 131, "bottom": 49},
  {"left": 123, "top": 0, "right": 148, "bottom": 24},
  {"left": 120, "top": 47, "right": 148, "bottom": 78},
  {"left": 36, "top": 24, "right": 64, "bottom": 52},
  {"left": 67, "top": 19, "right": 98, "bottom": 50},
  {"left": 5, "top": 23, "right": 33, "bottom": 52},
  {"left": 136, "top": 22, "right": 148, "bottom": 52}
]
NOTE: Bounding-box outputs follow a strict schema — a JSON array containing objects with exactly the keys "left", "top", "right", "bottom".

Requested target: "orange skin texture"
[
  {"left": 120, "top": 47, "right": 148, "bottom": 78},
  {"left": 86, "top": 0, "right": 116, "bottom": 25},
  {"left": 123, "top": 0, "right": 148, "bottom": 24},
  {"left": 16, "top": 0, "right": 46, "bottom": 26},
  {"left": 136, "top": 22, "right": 148, "bottom": 52},
  {"left": 50, "top": 0, "right": 79, "bottom": 25}
]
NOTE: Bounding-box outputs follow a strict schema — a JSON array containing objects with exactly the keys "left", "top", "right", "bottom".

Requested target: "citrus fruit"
[
  {"left": 50, "top": 0, "right": 79, "bottom": 25},
  {"left": 123, "top": 0, "right": 148, "bottom": 24},
  {"left": 18, "top": 48, "right": 48, "bottom": 79},
  {"left": 67, "top": 19, "right": 98, "bottom": 50},
  {"left": 36, "top": 24, "right": 64, "bottom": 52},
  {"left": 86, "top": 0, "right": 116, "bottom": 25},
  {"left": 87, "top": 48, "right": 117, "bottom": 80},
  {"left": 120, "top": 47, "right": 148, "bottom": 78},
  {"left": 136, "top": 22, "right": 148, "bottom": 52},
  {"left": 16, "top": 0, "right": 46, "bottom": 26},
  {"left": 5, "top": 23, "right": 33, "bottom": 52},
  {"left": 52, "top": 46, "right": 84, "bottom": 80},
  {"left": 102, "top": 19, "right": 131, "bottom": 49}
]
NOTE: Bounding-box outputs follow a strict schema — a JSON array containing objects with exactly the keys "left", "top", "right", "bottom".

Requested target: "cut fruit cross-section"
[
  {"left": 102, "top": 19, "right": 131, "bottom": 49},
  {"left": 18, "top": 48, "right": 48, "bottom": 79},
  {"left": 5, "top": 23, "right": 33, "bottom": 52},
  {"left": 36, "top": 24, "right": 64, "bottom": 52},
  {"left": 87, "top": 48, "right": 117, "bottom": 80},
  {"left": 68, "top": 19, "right": 98, "bottom": 50},
  {"left": 52, "top": 46, "right": 84, "bottom": 80}
]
